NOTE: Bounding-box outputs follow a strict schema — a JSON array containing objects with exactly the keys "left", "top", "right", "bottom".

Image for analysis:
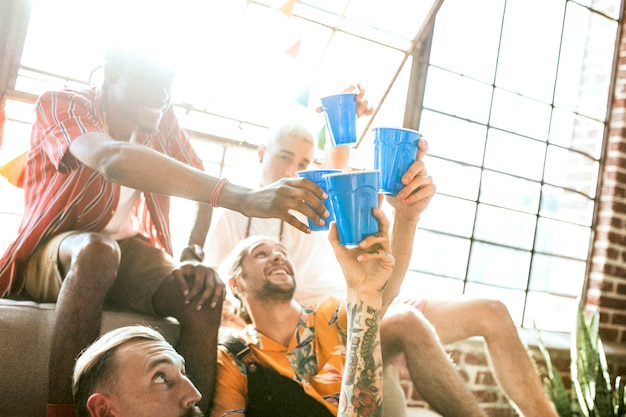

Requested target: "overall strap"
[
  {"left": 219, "top": 335, "right": 335, "bottom": 417},
  {"left": 220, "top": 333, "right": 250, "bottom": 361}
]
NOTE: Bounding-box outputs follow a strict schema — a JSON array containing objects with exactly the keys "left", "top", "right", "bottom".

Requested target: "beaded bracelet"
[{"left": 210, "top": 178, "right": 229, "bottom": 207}]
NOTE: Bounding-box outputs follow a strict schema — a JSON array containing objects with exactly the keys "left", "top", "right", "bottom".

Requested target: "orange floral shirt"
[{"left": 211, "top": 297, "right": 348, "bottom": 417}]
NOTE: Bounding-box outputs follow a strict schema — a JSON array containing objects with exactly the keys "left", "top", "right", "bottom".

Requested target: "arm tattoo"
[{"left": 339, "top": 300, "right": 383, "bottom": 417}]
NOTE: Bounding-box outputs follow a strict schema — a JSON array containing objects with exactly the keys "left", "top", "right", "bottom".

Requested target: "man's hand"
[
  {"left": 173, "top": 262, "right": 225, "bottom": 311},
  {"left": 351, "top": 83, "right": 374, "bottom": 118},
  {"left": 390, "top": 139, "right": 436, "bottom": 221},
  {"left": 241, "top": 177, "right": 329, "bottom": 233},
  {"left": 327, "top": 208, "right": 394, "bottom": 304},
  {"left": 315, "top": 83, "right": 374, "bottom": 118}
]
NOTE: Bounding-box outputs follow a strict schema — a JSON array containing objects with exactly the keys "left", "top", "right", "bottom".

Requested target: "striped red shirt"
[{"left": 0, "top": 87, "right": 204, "bottom": 296}]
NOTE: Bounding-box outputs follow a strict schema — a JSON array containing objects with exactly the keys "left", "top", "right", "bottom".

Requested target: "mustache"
[{"left": 183, "top": 405, "right": 204, "bottom": 417}]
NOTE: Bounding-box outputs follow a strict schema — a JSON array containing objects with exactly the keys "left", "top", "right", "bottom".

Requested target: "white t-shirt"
[
  {"left": 101, "top": 186, "right": 140, "bottom": 240},
  {"left": 205, "top": 208, "right": 346, "bottom": 306},
  {"left": 101, "top": 132, "right": 141, "bottom": 241}
]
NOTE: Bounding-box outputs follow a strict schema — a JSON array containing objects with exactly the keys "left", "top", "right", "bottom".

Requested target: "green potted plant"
[{"left": 535, "top": 303, "right": 626, "bottom": 417}]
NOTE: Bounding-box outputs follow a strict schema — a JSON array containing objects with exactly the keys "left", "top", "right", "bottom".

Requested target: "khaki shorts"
[{"left": 23, "top": 232, "right": 175, "bottom": 316}]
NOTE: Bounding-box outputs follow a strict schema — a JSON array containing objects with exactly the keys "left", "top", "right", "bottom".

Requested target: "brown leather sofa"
[{"left": 0, "top": 298, "right": 180, "bottom": 417}]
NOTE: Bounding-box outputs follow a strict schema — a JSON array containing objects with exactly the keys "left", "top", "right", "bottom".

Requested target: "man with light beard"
[
  {"left": 73, "top": 325, "right": 204, "bottom": 417},
  {"left": 211, "top": 167, "right": 432, "bottom": 417},
  {"left": 211, "top": 208, "right": 397, "bottom": 417}
]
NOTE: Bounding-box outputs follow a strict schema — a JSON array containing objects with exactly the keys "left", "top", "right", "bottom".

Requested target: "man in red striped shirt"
[{"left": 0, "top": 47, "right": 330, "bottom": 417}]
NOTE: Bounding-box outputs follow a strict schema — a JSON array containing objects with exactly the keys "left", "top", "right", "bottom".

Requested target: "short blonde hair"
[
  {"left": 72, "top": 326, "right": 167, "bottom": 417},
  {"left": 266, "top": 124, "right": 315, "bottom": 151}
]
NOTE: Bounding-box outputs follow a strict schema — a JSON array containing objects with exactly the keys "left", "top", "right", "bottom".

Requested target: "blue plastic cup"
[
  {"left": 373, "top": 127, "right": 422, "bottom": 195},
  {"left": 324, "top": 170, "right": 379, "bottom": 246},
  {"left": 321, "top": 92, "right": 357, "bottom": 147},
  {"left": 297, "top": 169, "right": 343, "bottom": 231}
]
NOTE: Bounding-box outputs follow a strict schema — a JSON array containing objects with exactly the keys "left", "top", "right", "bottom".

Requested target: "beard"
[{"left": 255, "top": 280, "right": 296, "bottom": 303}]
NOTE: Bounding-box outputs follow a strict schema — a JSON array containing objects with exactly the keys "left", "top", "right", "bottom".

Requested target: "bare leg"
[
  {"left": 381, "top": 304, "right": 487, "bottom": 417},
  {"left": 49, "top": 233, "right": 121, "bottom": 404},
  {"left": 152, "top": 275, "right": 223, "bottom": 414},
  {"left": 421, "top": 298, "right": 558, "bottom": 417},
  {"left": 382, "top": 360, "right": 408, "bottom": 417}
]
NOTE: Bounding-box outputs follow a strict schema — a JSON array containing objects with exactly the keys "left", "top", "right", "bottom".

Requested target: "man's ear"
[
  {"left": 87, "top": 393, "right": 113, "bottom": 417},
  {"left": 257, "top": 144, "right": 266, "bottom": 163},
  {"left": 229, "top": 276, "right": 240, "bottom": 295}
]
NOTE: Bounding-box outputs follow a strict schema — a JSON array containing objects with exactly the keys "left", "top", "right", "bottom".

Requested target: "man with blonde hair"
[{"left": 73, "top": 325, "right": 203, "bottom": 417}]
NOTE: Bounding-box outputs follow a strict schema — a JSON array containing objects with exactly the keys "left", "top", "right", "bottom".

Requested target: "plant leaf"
[{"left": 534, "top": 321, "right": 573, "bottom": 416}]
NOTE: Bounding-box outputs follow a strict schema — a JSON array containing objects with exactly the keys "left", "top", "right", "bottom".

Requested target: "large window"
[
  {"left": 408, "top": 0, "right": 620, "bottom": 332},
  {"left": 0, "top": 0, "right": 622, "bottom": 333}
]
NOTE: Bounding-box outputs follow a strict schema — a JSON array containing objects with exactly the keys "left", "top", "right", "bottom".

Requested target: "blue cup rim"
[
  {"left": 324, "top": 169, "right": 380, "bottom": 179},
  {"left": 372, "top": 126, "right": 422, "bottom": 135},
  {"left": 296, "top": 168, "right": 344, "bottom": 176},
  {"left": 320, "top": 92, "right": 358, "bottom": 101}
]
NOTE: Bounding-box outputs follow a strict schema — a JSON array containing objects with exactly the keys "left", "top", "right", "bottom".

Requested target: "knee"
[
  {"left": 382, "top": 307, "right": 439, "bottom": 351},
  {"left": 473, "top": 299, "right": 516, "bottom": 335},
  {"left": 478, "top": 298, "right": 509, "bottom": 316},
  {"left": 75, "top": 233, "right": 120, "bottom": 263},
  {"left": 65, "top": 233, "right": 120, "bottom": 286}
]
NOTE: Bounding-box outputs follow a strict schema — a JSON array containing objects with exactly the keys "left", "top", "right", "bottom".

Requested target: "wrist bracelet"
[{"left": 210, "top": 178, "right": 228, "bottom": 207}]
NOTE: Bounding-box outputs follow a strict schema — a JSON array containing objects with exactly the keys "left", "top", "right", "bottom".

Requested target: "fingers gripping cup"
[
  {"left": 325, "top": 170, "right": 380, "bottom": 246},
  {"left": 373, "top": 127, "right": 422, "bottom": 195},
  {"left": 320, "top": 92, "right": 358, "bottom": 147},
  {"left": 297, "top": 169, "right": 343, "bottom": 231}
]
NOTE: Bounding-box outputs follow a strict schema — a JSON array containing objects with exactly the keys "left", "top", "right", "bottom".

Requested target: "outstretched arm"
[
  {"left": 69, "top": 132, "right": 329, "bottom": 233},
  {"left": 377, "top": 139, "right": 435, "bottom": 310},
  {"left": 328, "top": 209, "right": 393, "bottom": 417}
]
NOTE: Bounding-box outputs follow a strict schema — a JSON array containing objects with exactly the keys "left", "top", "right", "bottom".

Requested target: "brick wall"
[
  {"left": 589, "top": 5, "right": 626, "bottom": 344},
  {"left": 400, "top": 338, "right": 520, "bottom": 416}
]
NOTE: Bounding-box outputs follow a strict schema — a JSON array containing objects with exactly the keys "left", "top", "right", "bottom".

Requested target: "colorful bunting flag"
[
  {"left": 294, "top": 84, "right": 310, "bottom": 107},
  {"left": 0, "top": 151, "right": 27, "bottom": 188},
  {"left": 284, "top": 38, "right": 301, "bottom": 58},
  {"left": 277, "top": 0, "right": 298, "bottom": 17}
]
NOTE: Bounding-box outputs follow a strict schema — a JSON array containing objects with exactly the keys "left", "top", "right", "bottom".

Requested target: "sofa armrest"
[{"left": 0, "top": 299, "right": 180, "bottom": 417}]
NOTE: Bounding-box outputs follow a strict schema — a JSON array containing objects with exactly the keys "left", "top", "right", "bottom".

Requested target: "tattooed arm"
[
  {"left": 328, "top": 208, "right": 394, "bottom": 417},
  {"left": 340, "top": 299, "right": 384, "bottom": 417}
]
